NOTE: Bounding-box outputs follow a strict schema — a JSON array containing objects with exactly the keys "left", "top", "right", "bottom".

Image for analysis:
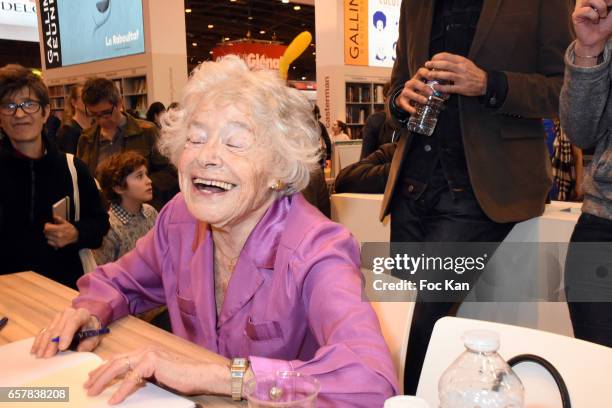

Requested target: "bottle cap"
[{"left": 462, "top": 330, "right": 500, "bottom": 353}]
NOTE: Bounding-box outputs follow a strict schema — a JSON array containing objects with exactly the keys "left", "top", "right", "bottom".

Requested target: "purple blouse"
[{"left": 74, "top": 193, "right": 398, "bottom": 406}]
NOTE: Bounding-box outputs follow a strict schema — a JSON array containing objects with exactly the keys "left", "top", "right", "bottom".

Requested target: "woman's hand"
[
  {"left": 30, "top": 308, "right": 100, "bottom": 358},
  {"left": 84, "top": 347, "right": 232, "bottom": 405},
  {"left": 573, "top": 0, "right": 612, "bottom": 57},
  {"left": 43, "top": 216, "right": 79, "bottom": 249}
]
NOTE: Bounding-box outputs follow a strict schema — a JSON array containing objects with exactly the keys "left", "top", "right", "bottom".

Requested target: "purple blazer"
[{"left": 74, "top": 193, "right": 398, "bottom": 406}]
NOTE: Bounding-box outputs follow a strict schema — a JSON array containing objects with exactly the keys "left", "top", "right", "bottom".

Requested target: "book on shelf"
[
  {"left": 126, "top": 78, "right": 147, "bottom": 94},
  {"left": 359, "top": 108, "right": 366, "bottom": 124},
  {"left": 48, "top": 86, "right": 64, "bottom": 98},
  {"left": 362, "top": 86, "right": 370, "bottom": 103},
  {"left": 375, "top": 84, "right": 385, "bottom": 103}
]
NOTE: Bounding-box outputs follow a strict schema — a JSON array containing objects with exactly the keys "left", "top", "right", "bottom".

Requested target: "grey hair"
[{"left": 158, "top": 55, "right": 321, "bottom": 195}]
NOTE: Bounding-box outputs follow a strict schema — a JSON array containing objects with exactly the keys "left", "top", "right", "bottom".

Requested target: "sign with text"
[
  {"left": 0, "top": 0, "right": 38, "bottom": 42},
  {"left": 39, "top": 0, "right": 145, "bottom": 69},
  {"left": 344, "top": 0, "right": 400, "bottom": 67},
  {"left": 213, "top": 41, "right": 287, "bottom": 72}
]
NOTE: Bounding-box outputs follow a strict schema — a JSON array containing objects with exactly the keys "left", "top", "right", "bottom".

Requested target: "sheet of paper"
[
  {"left": 0, "top": 337, "right": 194, "bottom": 408},
  {"left": 0, "top": 337, "right": 96, "bottom": 387}
]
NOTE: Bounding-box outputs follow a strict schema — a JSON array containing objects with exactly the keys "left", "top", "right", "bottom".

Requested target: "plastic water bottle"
[
  {"left": 438, "top": 330, "right": 524, "bottom": 408},
  {"left": 407, "top": 79, "right": 448, "bottom": 136}
]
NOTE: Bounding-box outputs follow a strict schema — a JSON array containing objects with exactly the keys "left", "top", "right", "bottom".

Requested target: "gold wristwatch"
[{"left": 230, "top": 357, "right": 249, "bottom": 401}]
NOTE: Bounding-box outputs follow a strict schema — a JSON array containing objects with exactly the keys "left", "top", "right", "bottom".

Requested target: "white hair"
[{"left": 158, "top": 55, "right": 321, "bottom": 195}]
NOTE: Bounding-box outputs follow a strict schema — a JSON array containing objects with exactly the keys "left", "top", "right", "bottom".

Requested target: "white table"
[{"left": 331, "top": 193, "right": 581, "bottom": 336}]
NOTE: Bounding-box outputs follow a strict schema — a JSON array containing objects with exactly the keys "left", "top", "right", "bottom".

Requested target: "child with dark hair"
[{"left": 94, "top": 151, "right": 157, "bottom": 264}]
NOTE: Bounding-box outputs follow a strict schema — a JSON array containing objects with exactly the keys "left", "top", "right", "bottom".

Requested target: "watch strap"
[{"left": 230, "top": 358, "right": 249, "bottom": 401}]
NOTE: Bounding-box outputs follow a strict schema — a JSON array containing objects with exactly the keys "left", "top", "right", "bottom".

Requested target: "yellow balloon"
[{"left": 279, "top": 31, "right": 313, "bottom": 80}]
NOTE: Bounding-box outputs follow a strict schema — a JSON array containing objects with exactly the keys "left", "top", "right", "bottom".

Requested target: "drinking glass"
[{"left": 245, "top": 371, "right": 320, "bottom": 407}]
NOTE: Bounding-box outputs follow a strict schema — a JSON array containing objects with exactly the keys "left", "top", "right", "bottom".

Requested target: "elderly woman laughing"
[{"left": 31, "top": 56, "right": 398, "bottom": 406}]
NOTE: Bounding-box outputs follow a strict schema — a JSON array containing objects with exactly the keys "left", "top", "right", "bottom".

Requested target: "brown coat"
[
  {"left": 381, "top": 0, "right": 574, "bottom": 223},
  {"left": 76, "top": 114, "right": 178, "bottom": 210}
]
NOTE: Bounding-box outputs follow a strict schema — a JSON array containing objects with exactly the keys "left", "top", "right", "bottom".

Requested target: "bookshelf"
[
  {"left": 47, "top": 76, "right": 148, "bottom": 117},
  {"left": 345, "top": 82, "right": 386, "bottom": 139}
]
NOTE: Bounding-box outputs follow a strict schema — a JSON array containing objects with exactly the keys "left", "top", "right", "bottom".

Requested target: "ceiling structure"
[{"left": 184, "top": 0, "right": 316, "bottom": 81}]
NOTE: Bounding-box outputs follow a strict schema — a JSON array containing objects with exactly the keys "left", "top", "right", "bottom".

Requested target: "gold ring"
[
  {"left": 126, "top": 370, "right": 143, "bottom": 384},
  {"left": 39, "top": 328, "right": 47, "bottom": 334}
]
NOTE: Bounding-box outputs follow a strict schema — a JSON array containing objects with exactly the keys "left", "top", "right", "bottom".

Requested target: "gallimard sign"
[
  {"left": 213, "top": 42, "right": 287, "bottom": 72},
  {"left": 0, "top": 0, "right": 38, "bottom": 42},
  {"left": 38, "top": 0, "right": 145, "bottom": 69},
  {"left": 344, "top": 0, "right": 400, "bottom": 68}
]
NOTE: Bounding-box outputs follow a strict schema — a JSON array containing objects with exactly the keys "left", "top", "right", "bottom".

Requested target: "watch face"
[{"left": 232, "top": 358, "right": 248, "bottom": 369}]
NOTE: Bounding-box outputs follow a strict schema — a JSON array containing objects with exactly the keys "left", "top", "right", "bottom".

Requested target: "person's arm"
[
  {"left": 248, "top": 224, "right": 398, "bottom": 406},
  {"left": 73, "top": 158, "right": 109, "bottom": 250},
  {"left": 560, "top": 0, "right": 612, "bottom": 149},
  {"left": 492, "top": 0, "right": 573, "bottom": 119},
  {"left": 335, "top": 143, "right": 396, "bottom": 194},
  {"left": 93, "top": 225, "right": 120, "bottom": 265},
  {"left": 388, "top": 3, "right": 413, "bottom": 126},
  {"left": 72, "top": 198, "right": 175, "bottom": 326}
]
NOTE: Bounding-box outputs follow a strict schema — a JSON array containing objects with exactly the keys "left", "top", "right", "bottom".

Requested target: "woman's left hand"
[
  {"left": 43, "top": 216, "right": 79, "bottom": 249},
  {"left": 84, "top": 346, "right": 231, "bottom": 405}
]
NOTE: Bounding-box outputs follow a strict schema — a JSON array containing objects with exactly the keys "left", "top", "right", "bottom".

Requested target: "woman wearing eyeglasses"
[{"left": 0, "top": 64, "right": 109, "bottom": 288}]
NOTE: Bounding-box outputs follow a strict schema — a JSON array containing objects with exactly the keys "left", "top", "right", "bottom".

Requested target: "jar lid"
[{"left": 462, "top": 330, "right": 500, "bottom": 352}]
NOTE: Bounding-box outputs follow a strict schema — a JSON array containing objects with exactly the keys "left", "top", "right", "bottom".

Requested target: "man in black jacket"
[
  {"left": 339, "top": 0, "right": 573, "bottom": 395},
  {"left": 0, "top": 65, "right": 109, "bottom": 288}
]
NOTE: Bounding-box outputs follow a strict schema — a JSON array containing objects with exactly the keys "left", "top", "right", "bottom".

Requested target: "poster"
[
  {"left": 40, "top": 0, "right": 145, "bottom": 68},
  {"left": 344, "top": 0, "right": 400, "bottom": 68}
]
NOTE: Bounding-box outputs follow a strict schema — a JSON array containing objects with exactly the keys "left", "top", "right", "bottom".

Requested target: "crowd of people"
[{"left": 0, "top": 0, "right": 611, "bottom": 406}]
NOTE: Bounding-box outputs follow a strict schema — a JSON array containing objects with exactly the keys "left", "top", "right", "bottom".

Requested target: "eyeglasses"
[
  {"left": 0, "top": 100, "right": 42, "bottom": 116},
  {"left": 86, "top": 104, "right": 116, "bottom": 119}
]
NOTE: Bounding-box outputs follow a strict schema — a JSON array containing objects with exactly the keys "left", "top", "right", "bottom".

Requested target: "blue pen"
[
  {"left": 52, "top": 327, "right": 110, "bottom": 350},
  {"left": 0, "top": 316, "right": 8, "bottom": 331}
]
